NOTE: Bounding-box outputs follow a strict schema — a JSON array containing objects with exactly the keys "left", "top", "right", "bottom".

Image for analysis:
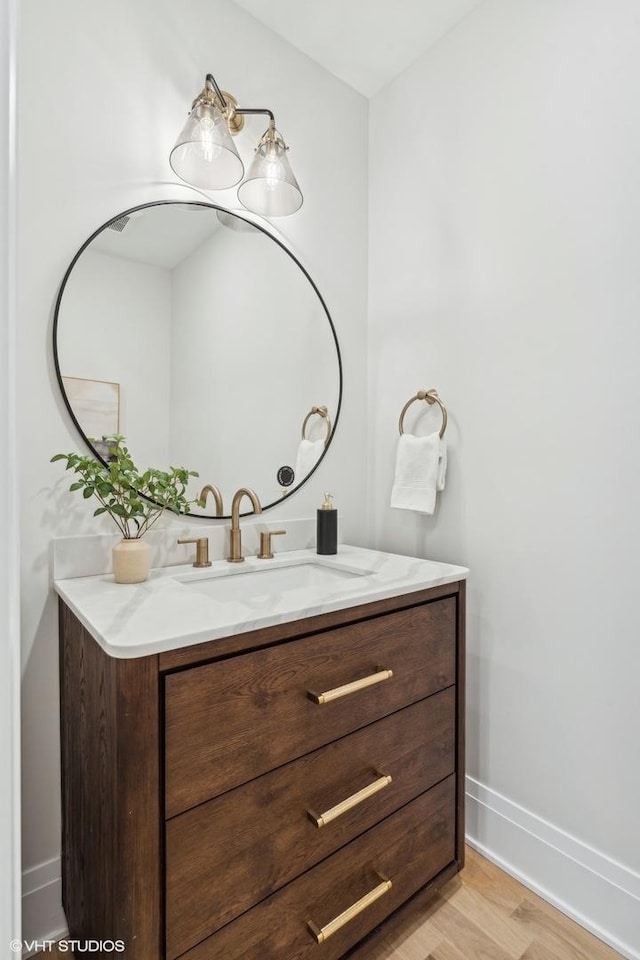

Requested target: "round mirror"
[{"left": 53, "top": 201, "right": 342, "bottom": 518}]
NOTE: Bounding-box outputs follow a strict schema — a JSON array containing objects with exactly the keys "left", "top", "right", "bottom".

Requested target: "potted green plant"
[{"left": 51, "top": 435, "right": 201, "bottom": 583}]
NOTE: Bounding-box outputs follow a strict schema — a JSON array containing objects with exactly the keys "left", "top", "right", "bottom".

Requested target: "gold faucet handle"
[
  {"left": 257, "top": 529, "right": 287, "bottom": 560},
  {"left": 177, "top": 537, "right": 212, "bottom": 568}
]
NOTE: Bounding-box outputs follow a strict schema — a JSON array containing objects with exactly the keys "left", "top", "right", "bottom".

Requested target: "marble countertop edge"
[{"left": 54, "top": 545, "right": 469, "bottom": 660}]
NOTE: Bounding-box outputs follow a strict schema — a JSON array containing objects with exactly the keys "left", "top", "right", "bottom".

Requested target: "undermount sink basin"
[{"left": 177, "top": 559, "right": 372, "bottom": 603}]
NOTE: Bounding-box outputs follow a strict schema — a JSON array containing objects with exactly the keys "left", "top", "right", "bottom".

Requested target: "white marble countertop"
[{"left": 53, "top": 544, "right": 469, "bottom": 659}]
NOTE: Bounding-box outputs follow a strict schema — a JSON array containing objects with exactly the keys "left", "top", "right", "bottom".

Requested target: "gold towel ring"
[
  {"left": 398, "top": 390, "right": 447, "bottom": 438},
  {"left": 302, "top": 405, "right": 332, "bottom": 447}
]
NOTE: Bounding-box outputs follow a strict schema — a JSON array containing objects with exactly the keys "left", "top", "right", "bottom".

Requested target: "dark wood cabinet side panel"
[
  {"left": 59, "top": 602, "right": 162, "bottom": 959},
  {"left": 159, "top": 582, "right": 461, "bottom": 671},
  {"left": 60, "top": 602, "right": 114, "bottom": 940},
  {"left": 455, "top": 579, "right": 466, "bottom": 868}
]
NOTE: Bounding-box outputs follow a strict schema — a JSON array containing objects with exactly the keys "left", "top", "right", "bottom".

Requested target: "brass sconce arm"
[
  {"left": 204, "top": 72, "right": 228, "bottom": 109},
  {"left": 205, "top": 73, "right": 276, "bottom": 126}
]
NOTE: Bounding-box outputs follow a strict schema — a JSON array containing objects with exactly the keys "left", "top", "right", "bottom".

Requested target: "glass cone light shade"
[
  {"left": 238, "top": 134, "right": 303, "bottom": 217},
  {"left": 169, "top": 100, "right": 244, "bottom": 190}
]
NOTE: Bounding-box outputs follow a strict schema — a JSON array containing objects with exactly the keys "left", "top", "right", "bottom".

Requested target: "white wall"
[
  {"left": 170, "top": 224, "right": 340, "bottom": 505},
  {"left": 0, "top": 0, "right": 21, "bottom": 947},
  {"left": 18, "top": 0, "right": 368, "bottom": 939},
  {"left": 369, "top": 1, "right": 640, "bottom": 955}
]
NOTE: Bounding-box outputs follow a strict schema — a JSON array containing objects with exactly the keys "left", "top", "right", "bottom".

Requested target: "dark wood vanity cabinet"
[{"left": 59, "top": 580, "right": 466, "bottom": 960}]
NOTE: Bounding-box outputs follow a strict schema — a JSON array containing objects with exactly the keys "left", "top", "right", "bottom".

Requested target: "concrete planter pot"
[{"left": 112, "top": 538, "right": 151, "bottom": 584}]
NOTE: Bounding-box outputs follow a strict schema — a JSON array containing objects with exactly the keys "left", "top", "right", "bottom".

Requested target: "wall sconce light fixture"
[{"left": 170, "top": 73, "right": 303, "bottom": 217}]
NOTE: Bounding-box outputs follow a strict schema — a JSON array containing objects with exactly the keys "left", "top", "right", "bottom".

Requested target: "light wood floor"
[
  {"left": 40, "top": 846, "right": 623, "bottom": 960},
  {"left": 361, "top": 846, "right": 624, "bottom": 960}
]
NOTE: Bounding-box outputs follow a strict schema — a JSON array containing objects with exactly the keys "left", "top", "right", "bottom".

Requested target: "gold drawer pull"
[
  {"left": 307, "top": 873, "right": 392, "bottom": 944},
  {"left": 307, "top": 669, "right": 393, "bottom": 705},
  {"left": 307, "top": 774, "right": 393, "bottom": 828}
]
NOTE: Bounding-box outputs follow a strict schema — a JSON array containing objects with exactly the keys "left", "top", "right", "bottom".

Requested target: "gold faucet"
[
  {"left": 177, "top": 537, "right": 211, "bottom": 568},
  {"left": 199, "top": 483, "right": 224, "bottom": 517},
  {"left": 228, "top": 487, "right": 262, "bottom": 562}
]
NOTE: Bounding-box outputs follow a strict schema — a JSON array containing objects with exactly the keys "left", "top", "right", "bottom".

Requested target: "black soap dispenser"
[{"left": 316, "top": 492, "right": 337, "bottom": 555}]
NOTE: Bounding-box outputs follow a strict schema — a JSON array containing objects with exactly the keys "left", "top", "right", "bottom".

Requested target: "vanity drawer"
[
  {"left": 165, "top": 599, "right": 456, "bottom": 816},
  {"left": 166, "top": 689, "right": 455, "bottom": 958},
  {"left": 177, "top": 774, "right": 456, "bottom": 960}
]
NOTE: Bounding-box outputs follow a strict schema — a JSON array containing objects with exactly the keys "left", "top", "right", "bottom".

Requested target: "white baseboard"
[
  {"left": 23, "top": 786, "right": 640, "bottom": 960},
  {"left": 466, "top": 775, "right": 640, "bottom": 960},
  {"left": 21, "top": 857, "right": 67, "bottom": 957}
]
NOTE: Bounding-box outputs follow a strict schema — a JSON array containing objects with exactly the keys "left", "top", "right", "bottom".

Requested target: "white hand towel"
[
  {"left": 294, "top": 439, "right": 324, "bottom": 482},
  {"left": 437, "top": 440, "right": 447, "bottom": 492},
  {"left": 391, "top": 432, "right": 445, "bottom": 514}
]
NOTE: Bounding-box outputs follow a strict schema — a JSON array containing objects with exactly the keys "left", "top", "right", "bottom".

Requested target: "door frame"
[{"left": 0, "top": 0, "right": 22, "bottom": 947}]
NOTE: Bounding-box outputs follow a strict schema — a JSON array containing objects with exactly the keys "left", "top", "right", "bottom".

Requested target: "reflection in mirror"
[{"left": 53, "top": 202, "right": 342, "bottom": 518}]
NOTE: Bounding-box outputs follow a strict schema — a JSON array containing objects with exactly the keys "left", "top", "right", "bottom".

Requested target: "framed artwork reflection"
[{"left": 61, "top": 376, "right": 120, "bottom": 445}]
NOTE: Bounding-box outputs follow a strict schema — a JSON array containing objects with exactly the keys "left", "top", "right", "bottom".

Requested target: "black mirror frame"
[{"left": 52, "top": 200, "right": 343, "bottom": 520}]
